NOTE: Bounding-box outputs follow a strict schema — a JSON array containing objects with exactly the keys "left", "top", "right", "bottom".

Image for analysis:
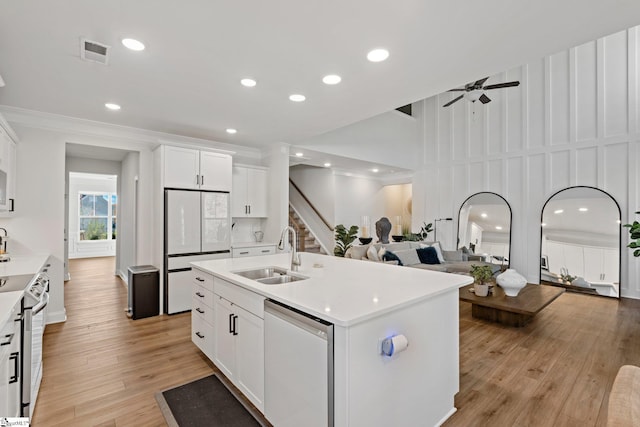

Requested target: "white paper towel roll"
[{"left": 381, "top": 334, "right": 409, "bottom": 356}]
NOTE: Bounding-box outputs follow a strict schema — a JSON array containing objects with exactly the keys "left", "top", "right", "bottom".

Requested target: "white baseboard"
[
  {"left": 117, "top": 270, "right": 128, "bottom": 286},
  {"left": 46, "top": 308, "right": 67, "bottom": 324}
]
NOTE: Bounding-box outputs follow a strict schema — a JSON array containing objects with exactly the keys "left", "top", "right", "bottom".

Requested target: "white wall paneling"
[{"left": 418, "top": 25, "right": 640, "bottom": 298}]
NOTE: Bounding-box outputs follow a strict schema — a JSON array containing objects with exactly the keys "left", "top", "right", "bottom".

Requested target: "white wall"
[
  {"left": 289, "top": 165, "right": 335, "bottom": 225},
  {"left": 412, "top": 26, "right": 640, "bottom": 299},
  {"left": 118, "top": 152, "right": 139, "bottom": 281},
  {"left": 67, "top": 171, "right": 118, "bottom": 259},
  {"left": 0, "top": 126, "right": 66, "bottom": 323}
]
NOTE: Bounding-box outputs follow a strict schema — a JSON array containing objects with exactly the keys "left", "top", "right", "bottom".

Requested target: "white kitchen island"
[{"left": 191, "top": 252, "right": 472, "bottom": 427}]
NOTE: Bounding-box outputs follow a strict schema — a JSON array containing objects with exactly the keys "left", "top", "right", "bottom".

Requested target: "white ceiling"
[{"left": 0, "top": 1, "right": 639, "bottom": 150}]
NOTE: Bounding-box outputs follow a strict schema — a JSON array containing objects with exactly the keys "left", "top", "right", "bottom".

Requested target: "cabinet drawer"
[
  {"left": 192, "top": 296, "right": 215, "bottom": 325},
  {"left": 214, "top": 278, "right": 265, "bottom": 318},
  {"left": 192, "top": 269, "right": 214, "bottom": 291},
  {"left": 192, "top": 313, "right": 214, "bottom": 359},
  {"left": 232, "top": 245, "right": 276, "bottom": 258},
  {"left": 193, "top": 284, "right": 214, "bottom": 308}
]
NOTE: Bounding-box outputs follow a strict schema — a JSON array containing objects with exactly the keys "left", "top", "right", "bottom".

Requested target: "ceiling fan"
[{"left": 442, "top": 77, "right": 520, "bottom": 107}]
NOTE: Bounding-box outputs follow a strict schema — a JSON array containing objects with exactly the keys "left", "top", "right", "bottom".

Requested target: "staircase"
[{"left": 289, "top": 206, "right": 326, "bottom": 254}]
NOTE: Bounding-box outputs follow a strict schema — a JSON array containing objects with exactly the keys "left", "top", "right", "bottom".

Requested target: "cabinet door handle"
[
  {"left": 229, "top": 313, "right": 234, "bottom": 334},
  {"left": 196, "top": 307, "right": 205, "bottom": 314},
  {"left": 195, "top": 292, "right": 204, "bottom": 298},
  {"left": 195, "top": 277, "right": 205, "bottom": 282},
  {"left": 232, "top": 315, "right": 238, "bottom": 336},
  {"left": 9, "top": 198, "right": 14, "bottom": 212},
  {"left": 201, "top": 175, "right": 204, "bottom": 186},
  {"left": 9, "top": 352, "right": 18, "bottom": 383},
  {"left": 245, "top": 205, "right": 248, "bottom": 214},
  {"left": 0, "top": 333, "right": 13, "bottom": 346},
  {"left": 195, "top": 332, "right": 204, "bottom": 339},
  {"left": 248, "top": 205, "right": 251, "bottom": 215}
]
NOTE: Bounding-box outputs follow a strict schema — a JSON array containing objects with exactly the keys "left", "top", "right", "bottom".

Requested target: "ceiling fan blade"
[
  {"left": 479, "top": 94, "right": 491, "bottom": 104},
  {"left": 483, "top": 81, "right": 520, "bottom": 90},
  {"left": 442, "top": 94, "right": 464, "bottom": 107},
  {"left": 447, "top": 88, "right": 467, "bottom": 92},
  {"left": 474, "top": 77, "right": 490, "bottom": 88}
]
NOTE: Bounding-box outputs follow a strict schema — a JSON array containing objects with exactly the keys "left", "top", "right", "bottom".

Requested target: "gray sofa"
[{"left": 344, "top": 241, "right": 501, "bottom": 275}]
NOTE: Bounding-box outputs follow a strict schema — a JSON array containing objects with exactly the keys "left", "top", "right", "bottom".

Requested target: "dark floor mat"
[{"left": 156, "top": 373, "right": 267, "bottom": 427}]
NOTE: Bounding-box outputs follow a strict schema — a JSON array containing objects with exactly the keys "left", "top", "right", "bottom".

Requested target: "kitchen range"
[
  {"left": 191, "top": 251, "right": 472, "bottom": 427},
  {"left": 0, "top": 255, "right": 51, "bottom": 418}
]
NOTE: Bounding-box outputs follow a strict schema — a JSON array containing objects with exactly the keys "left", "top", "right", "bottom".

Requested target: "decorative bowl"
[
  {"left": 391, "top": 235, "right": 404, "bottom": 242},
  {"left": 358, "top": 237, "right": 373, "bottom": 245}
]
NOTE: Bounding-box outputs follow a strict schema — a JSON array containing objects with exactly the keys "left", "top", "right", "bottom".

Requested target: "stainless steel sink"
[
  {"left": 256, "top": 275, "right": 307, "bottom": 285},
  {"left": 232, "top": 266, "right": 308, "bottom": 285}
]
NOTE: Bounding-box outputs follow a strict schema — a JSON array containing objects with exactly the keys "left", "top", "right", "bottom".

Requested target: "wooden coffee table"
[{"left": 459, "top": 283, "right": 565, "bottom": 327}]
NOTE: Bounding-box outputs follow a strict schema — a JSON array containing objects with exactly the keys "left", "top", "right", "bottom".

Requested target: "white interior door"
[{"left": 166, "top": 190, "right": 201, "bottom": 254}]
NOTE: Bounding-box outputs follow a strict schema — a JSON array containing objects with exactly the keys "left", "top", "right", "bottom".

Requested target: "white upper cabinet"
[
  {"left": 232, "top": 166, "right": 267, "bottom": 217},
  {"left": 163, "top": 146, "right": 232, "bottom": 191},
  {"left": 0, "top": 124, "right": 17, "bottom": 213}
]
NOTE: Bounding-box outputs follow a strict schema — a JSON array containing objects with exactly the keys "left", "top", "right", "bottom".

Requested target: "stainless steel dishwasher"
[{"left": 264, "top": 299, "right": 334, "bottom": 427}]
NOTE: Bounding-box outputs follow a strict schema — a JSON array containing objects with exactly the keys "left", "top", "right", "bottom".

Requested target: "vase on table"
[{"left": 496, "top": 269, "right": 527, "bottom": 297}]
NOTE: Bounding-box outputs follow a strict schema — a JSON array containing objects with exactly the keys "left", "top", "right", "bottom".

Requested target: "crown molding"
[{"left": 0, "top": 105, "right": 262, "bottom": 159}]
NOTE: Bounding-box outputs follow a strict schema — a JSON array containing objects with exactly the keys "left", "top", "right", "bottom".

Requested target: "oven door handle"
[{"left": 31, "top": 292, "right": 49, "bottom": 315}]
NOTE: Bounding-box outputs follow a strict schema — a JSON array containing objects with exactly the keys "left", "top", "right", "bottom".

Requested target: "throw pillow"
[
  {"left": 348, "top": 244, "right": 370, "bottom": 260},
  {"left": 420, "top": 241, "right": 445, "bottom": 263},
  {"left": 417, "top": 247, "right": 440, "bottom": 264},
  {"left": 378, "top": 247, "right": 386, "bottom": 259},
  {"left": 443, "top": 250, "right": 464, "bottom": 262},
  {"left": 394, "top": 249, "right": 421, "bottom": 266},
  {"left": 367, "top": 245, "right": 380, "bottom": 262},
  {"left": 382, "top": 250, "right": 403, "bottom": 266}
]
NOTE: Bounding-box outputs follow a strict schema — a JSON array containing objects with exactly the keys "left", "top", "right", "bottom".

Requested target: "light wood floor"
[
  {"left": 33, "top": 257, "right": 214, "bottom": 426},
  {"left": 33, "top": 257, "right": 640, "bottom": 426}
]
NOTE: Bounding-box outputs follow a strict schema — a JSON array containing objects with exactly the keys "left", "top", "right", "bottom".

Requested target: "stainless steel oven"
[{"left": 21, "top": 272, "right": 49, "bottom": 417}]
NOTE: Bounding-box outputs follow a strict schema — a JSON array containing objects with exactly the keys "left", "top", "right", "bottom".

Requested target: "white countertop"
[
  {"left": 0, "top": 254, "right": 49, "bottom": 278},
  {"left": 191, "top": 252, "right": 472, "bottom": 327},
  {"left": 231, "top": 242, "right": 277, "bottom": 248}
]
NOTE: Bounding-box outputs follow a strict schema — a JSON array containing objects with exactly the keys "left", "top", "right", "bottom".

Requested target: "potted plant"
[
  {"left": 334, "top": 224, "right": 359, "bottom": 257},
  {"left": 624, "top": 211, "right": 640, "bottom": 257},
  {"left": 470, "top": 264, "right": 493, "bottom": 297},
  {"left": 402, "top": 222, "right": 434, "bottom": 242}
]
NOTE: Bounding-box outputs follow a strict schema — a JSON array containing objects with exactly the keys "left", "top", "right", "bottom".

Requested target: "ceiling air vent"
[{"left": 80, "top": 38, "right": 110, "bottom": 65}]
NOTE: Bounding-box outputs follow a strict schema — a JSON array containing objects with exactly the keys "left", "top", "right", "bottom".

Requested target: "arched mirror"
[
  {"left": 457, "top": 192, "right": 512, "bottom": 268},
  {"left": 540, "top": 186, "right": 621, "bottom": 298}
]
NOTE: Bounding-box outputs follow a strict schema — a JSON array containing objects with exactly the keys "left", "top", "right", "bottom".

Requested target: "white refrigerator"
[{"left": 165, "top": 189, "right": 230, "bottom": 314}]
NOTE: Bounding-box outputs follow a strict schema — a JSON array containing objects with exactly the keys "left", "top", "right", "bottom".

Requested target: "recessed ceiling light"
[
  {"left": 289, "top": 94, "right": 306, "bottom": 102},
  {"left": 295, "top": 152, "right": 304, "bottom": 157},
  {"left": 324, "top": 162, "right": 331, "bottom": 167},
  {"left": 240, "top": 78, "right": 257, "bottom": 87},
  {"left": 495, "top": 226, "right": 503, "bottom": 230},
  {"left": 122, "top": 38, "right": 145, "bottom": 51},
  {"left": 616, "top": 219, "right": 621, "bottom": 224},
  {"left": 105, "top": 103, "right": 121, "bottom": 111},
  {"left": 367, "top": 48, "right": 389, "bottom": 62},
  {"left": 372, "top": 168, "right": 379, "bottom": 173},
  {"left": 322, "top": 74, "right": 342, "bottom": 85},
  {"left": 226, "top": 128, "right": 237, "bottom": 134},
  {"left": 324, "top": 306, "right": 331, "bottom": 312},
  {"left": 554, "top": 209, "right": 564, "bottom": 214},
  {"left": 579, "top": 207, "right": 588, "bottom": 212},
  {"left": 541, "top": 222, "right": 547, "bottom": 227},
  {"left": 481, "top": 213, "right": 488, "bottom": 218}
]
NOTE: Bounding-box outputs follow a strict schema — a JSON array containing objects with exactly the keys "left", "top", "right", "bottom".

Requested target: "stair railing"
[
  {"left": 289, "top": 179, "right": 334, "bottom": 231},
  {"left": 288, "top": 214, "right": 306, "bottom": 252}
]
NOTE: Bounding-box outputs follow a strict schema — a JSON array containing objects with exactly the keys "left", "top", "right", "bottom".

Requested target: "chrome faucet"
[{"left": 278, "top": 226, "right": 301, "bottom": 271}]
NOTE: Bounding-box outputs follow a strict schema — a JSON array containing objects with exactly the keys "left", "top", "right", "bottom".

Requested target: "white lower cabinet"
[
  {"left": 213, "top": 278, "right": 265, "bottom": 411},
  {"left": 0, "top": 299, "right": 21, "bottom": 418},
  {"left": 191, "top": 271, "right": 215, "bottom": 360},
  {"left": 232, "top": 244, "right": 276, "bottom": 258}
]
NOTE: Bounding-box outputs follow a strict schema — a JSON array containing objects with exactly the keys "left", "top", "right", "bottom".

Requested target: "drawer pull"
[
  {"left": 240, "top": 251, "right": 249, "bottom": 255},
  {"left": 195, "top": 332, "right": 204, "bottom": 339},
  {"left": 0, "top": 333, "right": 13, "bottom": 346},
  {"left": 196, "top": 307, "right": 205, "bottom": 314},
  {"left": 261, "top": 250, "right": 270, "bottom": 253},
  {"left": 195, "top": 292, "right": 204, "bottom": 298},
  {"left": 195, "top": 277, "right": 205, "bottom": 282}
]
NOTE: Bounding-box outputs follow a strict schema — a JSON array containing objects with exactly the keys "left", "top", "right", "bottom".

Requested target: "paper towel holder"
[{"left": 380, "top": 334, "right": 409, "bottom": 357}]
